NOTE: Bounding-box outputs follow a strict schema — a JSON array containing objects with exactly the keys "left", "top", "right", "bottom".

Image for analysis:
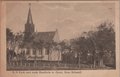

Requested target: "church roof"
[
  {"left": 33, "top": 31, "right": 56, "bottom": 43},
  {"left": 22, "top": 31, "right": 56, "bottom": 48}
]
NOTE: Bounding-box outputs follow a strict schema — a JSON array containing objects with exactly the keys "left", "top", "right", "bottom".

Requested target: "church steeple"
[
  {"left": 27, "top": 3, "right": 33, "bottom": 24},
  {"left": 24, "top": 3, "right": 35, "bottom": 42}
]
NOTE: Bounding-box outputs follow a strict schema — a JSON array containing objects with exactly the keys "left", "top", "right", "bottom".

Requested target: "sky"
[{"left": 6, "top": 2, "right": 115, "bottom": 41}]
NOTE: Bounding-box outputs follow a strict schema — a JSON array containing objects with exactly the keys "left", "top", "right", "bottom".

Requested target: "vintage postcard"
[{"left": 0, "top": 0, "right": 120, "bottom": 77}]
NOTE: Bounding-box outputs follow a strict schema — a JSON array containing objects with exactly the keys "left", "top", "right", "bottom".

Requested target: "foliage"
[
  {"left": 70, "top": 22, "right": 115, "bottom": 67},
  {"left": 6, "top": 28, "right": 14, "bottom": 42}
]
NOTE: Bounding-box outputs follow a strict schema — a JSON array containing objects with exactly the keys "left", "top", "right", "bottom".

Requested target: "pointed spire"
[{"left": 27, "top": 3, "right": 33, "bottom": 24}]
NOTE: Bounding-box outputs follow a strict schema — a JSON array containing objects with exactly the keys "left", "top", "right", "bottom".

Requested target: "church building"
[{"left": 21, "top": 4, "right": 61, "bottom": 61}]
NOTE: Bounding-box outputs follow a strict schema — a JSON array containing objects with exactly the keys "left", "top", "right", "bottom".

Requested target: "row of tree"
[{"left": 68, "top": 22, "right": 115, "bottom": 68}]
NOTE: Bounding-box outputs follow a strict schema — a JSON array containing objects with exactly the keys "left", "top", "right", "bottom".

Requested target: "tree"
[
  {"left": 70, "top": 22, "right": 115, "bottom": 68},
  {"left": 95, "top": 22, "right": 115, "bottom": 67},
  {"left": 70, "top": 36, "right": 88, "bottom": 68},
  {"left": 6, "top": 28, "right": 14, "bottom": 42},
  {"left": 6, "top": 28, "right": 14, "bottom": 50}
]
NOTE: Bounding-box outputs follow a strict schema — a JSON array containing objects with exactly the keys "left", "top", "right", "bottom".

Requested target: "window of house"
[
  {"left": 33, "top": 49, "right": 36, "bottom": 55},
  {"left": 26, "top": 49, "right": 30, "bottom": 55},
  {"left": 39, "top": 49, "right": 42, "bottom": 55}
]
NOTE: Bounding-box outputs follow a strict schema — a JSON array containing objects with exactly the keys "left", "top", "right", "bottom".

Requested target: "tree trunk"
[
  {"left": 93, "top": 60, "right": 96, "bottom": 68},
  {"left": 48, "top": 48, "right": 50, "bottom": 61},
  {"left": 99, "top": 58, "right": 104, "bottom": 67},
  {"left": 78, "top": 53, "right": 80, "bottom": 68}
]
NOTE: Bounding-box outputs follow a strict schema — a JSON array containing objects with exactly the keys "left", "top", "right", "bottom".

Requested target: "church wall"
[{"left": 25, "top": 47, "right": 62, "bottom": 61}]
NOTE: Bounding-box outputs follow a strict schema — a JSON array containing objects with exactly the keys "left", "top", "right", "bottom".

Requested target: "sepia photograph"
[{"left": 5, "top": 1, "right": 117, "bottom": 70}]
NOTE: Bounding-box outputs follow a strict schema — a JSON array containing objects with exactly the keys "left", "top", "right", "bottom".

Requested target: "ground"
[{"left": 7, "top": 60, "right": 113, "bottom": 70}]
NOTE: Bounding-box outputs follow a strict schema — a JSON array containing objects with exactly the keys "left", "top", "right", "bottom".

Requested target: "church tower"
[{"left": 24, "top": 3, "right": 35, "bottom": 42}]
